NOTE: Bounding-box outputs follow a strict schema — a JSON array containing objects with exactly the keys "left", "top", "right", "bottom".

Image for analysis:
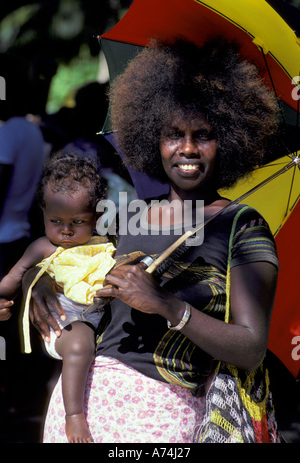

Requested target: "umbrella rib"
[
  {"left": 288, "top": 164, "right": 300, "bottom": 214},
  {"left": 260, "top": 48, "right": 297, "bottom": 157},
  {"left": 296, "top": 71, "right": 300, "bottom": 158},
  {"left": 284, "top": 165, "right": 296, "bottom": 218},
  {"left": 253, "top": 158, "right": 293, "bottom": 171},
  {"left": 260, "top": 47, "right": 279, "bottom": 100},
  {"left": 257, "top": 45, "right": 300, "bottom": 159},
  {"left": 285, "top": 72, "right": 300, "bottom": 217}
]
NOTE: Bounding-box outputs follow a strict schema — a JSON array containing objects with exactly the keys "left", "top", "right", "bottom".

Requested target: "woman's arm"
[
  {"left": 94, "top": 260, "right": 277, "bottom": 372},
  {"left": 178, "top": 261, "right": 277, "bottom": 371}
]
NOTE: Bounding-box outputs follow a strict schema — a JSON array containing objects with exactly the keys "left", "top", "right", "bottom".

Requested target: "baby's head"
[{"left": 37, "top": 152, "right": 106, "bottom": 248}]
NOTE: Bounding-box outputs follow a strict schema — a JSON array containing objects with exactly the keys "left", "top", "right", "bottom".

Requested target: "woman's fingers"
[
  {"left": 0, "top": 298, "right": 14, "bottom": 308},
  {"left": 29, "top": 297, "right": 60, "bottom": 341},
  {"left": 0, "top": 299, "right": 14, "bottom": 321},
  {"left": 102, "top": 264, "right": 147, "bottom": 291},
  {"left": 22, "top": 267, "right": 65, "bottom": 341},
  {"left": 0, "top": 309, "right": 12, "bottom": 321},
  {"left": 30, "top": 284, "right": 65, "bottom": 341},
  {"left": 94, "top": 264, "right": 164, "bottom": 314}
]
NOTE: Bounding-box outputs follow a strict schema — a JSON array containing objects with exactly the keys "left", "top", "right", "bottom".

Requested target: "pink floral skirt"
[{"left": 43, "top": 356, "right": 205, "bottom": 443}]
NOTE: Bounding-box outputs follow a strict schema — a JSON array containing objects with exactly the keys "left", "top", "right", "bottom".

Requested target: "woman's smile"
[
  {"left": 177, "top": 162, "right": 200, "bottom": 171},
  {"left": 176, "top": 162, "right": 204, "bottom": 174}
]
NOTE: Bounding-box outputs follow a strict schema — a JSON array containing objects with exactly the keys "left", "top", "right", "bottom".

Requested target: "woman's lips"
[
  {"left": 176, "top": 163, "right": 204, "bottom": 175},
  {"left": 177, "top": 163, "right": 200, "bottom": 171}
]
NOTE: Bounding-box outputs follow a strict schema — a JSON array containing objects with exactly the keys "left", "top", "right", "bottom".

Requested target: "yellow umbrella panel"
[{"left": 219, "top": 154, "right": 300, "bottom": 237}]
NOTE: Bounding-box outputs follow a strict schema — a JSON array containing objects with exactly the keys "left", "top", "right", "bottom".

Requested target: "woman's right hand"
[{"left": 22, "top": 267, "right": 66, "bottom": 343}]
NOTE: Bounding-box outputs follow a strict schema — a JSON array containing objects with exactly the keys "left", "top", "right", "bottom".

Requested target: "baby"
[{"left": 0, "top": 152, "right": 116, "bottom": 443}]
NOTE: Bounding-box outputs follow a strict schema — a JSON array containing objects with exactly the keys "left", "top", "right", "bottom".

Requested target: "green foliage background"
[{"left": 0, "top": 0, "right": 299, "bottom": 115}]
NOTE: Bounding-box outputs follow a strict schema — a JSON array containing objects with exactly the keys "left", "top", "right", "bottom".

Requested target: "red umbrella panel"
[{"left": 269, "top": 200, "right": 300, "bottom": 379}]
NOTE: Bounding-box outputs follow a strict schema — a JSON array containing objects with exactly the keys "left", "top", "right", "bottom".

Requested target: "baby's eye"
[
  {"left": 73, "top": 220, "right": 85, "bottom": 224},
  {"left": 50, "top": 219, "right": 61, "bottom": 224}
]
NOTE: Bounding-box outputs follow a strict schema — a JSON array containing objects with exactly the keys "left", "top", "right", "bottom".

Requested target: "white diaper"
[{"left": 44, "top": 293, "right": 104, "bottom": 360}]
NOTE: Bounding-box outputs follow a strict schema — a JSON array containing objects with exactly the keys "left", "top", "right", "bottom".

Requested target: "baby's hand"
[{"left": 0, "top": 299, "right": 14, "bottom": 321}]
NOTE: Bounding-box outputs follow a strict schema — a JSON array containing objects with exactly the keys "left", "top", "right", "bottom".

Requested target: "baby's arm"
[{"left": 0, "top": 236, "right": 56, "bottom": 301}]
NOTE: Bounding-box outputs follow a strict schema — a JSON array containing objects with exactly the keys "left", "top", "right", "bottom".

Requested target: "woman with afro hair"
[{"left": 26, "top": 39, "right": 280, "bottom": 443}]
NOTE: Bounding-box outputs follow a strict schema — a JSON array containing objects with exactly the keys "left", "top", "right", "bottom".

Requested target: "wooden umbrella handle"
[{"left": 145, "top": 229, "right": 194, "bottom": 274}]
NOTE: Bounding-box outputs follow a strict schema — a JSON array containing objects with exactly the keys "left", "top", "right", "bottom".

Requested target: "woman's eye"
[
  {"left": 196, "top": 130, "right": 215, "bottom": 141},
  {"left": 170, "top": 131, "right": 181, "bottom": 138},
  {"left": 165, "top": 130, "right": 183, "bottom": 140}
]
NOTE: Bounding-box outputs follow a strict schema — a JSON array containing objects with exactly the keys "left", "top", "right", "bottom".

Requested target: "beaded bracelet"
[{"left": 167, "top": 303, "right": 191, "bottom": 330}]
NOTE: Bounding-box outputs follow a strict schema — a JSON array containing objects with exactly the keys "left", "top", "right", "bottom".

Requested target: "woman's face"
[{"left": 159, "top": 114, "right": 218, "bottom": 197}]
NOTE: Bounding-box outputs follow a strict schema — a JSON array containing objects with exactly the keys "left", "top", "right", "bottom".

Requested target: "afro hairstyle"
[{"left": 110, "top": 38, "right": 280, "bottom": 190}]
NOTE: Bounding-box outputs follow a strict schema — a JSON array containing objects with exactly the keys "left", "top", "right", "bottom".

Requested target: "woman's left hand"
[{"left": 94, "top": 264, "right": 174, "bottom": 316}]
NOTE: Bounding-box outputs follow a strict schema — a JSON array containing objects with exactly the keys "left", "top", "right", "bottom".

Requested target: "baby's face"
[{"left": 43, "top": 185, "right": 97, "bottom": 248}]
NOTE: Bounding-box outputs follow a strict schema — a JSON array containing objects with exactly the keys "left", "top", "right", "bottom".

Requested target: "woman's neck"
[
  {"left": 148, "top": 186, "right": 230, "bottom": 226},
  {"left": 167, "top": 183, "right": 223, "bottom": 208}
]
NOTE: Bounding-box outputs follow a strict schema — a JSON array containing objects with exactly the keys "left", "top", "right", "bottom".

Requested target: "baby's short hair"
[{"left": 36, "top": 151, "right": 106, "bottom": 209}]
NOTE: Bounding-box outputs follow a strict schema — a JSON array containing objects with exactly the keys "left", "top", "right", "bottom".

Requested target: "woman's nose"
[{"left": 180, "top": 136, "right": 198, "bottom": 156}]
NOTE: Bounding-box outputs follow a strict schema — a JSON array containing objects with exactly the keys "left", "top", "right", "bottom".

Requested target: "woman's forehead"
[{"left": 165, "top": 111, "right": 211, "bottom": 129}]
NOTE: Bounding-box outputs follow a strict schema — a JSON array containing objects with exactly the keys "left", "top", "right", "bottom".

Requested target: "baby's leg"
[{"left": 55, "top": 321, "right": 95, "bottom": 443}]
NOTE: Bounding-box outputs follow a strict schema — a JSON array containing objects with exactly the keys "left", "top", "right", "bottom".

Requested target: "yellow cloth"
[{"left": 22, "top": 236, "right": 116, "bottom": 353}]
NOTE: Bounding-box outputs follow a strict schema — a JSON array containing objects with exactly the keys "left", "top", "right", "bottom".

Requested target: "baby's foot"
[{"left": 65, "top": 413, "right": 94, "bottom": 443}]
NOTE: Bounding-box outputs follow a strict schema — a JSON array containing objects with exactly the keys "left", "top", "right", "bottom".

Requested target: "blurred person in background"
[{"left": 0, "top": 53, "right": 47, "bottom": 421}]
